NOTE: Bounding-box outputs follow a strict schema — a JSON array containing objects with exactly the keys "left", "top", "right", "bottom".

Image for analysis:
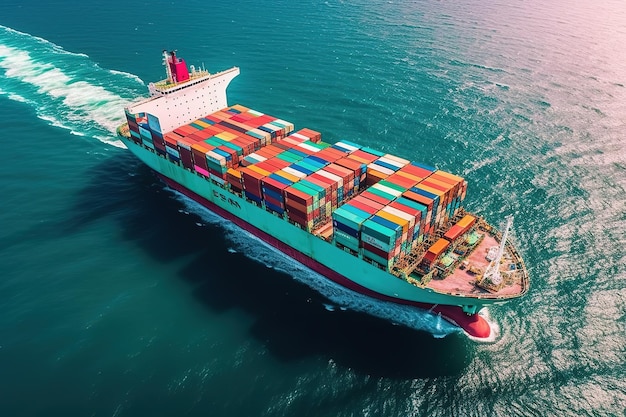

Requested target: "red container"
[
  {"left": 350, "top": 149, "right": 378, "bottom": 163},
  {"left": 191, "top": 145, "right": 211, "bottom": 171},
  {"left": 386, "top": 173, "right": 418, "bottom": 189},
  {"left": 285, "top": 199, "right": 309, "bottom": 214},
  {"left": 362, "top": 242, "right": 394, "bottom": 260},
  {"left": 389, "top": 201, "right": 422, "bottom": 222},
  {"left": 309, "top": 172, "right": 338, "bottom": 192},
  {"left": 284, "top": 186, "right": 314, "bottom": 206},
  {"left": 293, "top": 144, "right": 315, "bottom": 155},
  {"left": 255, "top": 147, "right": 274, "bottom": 158},
  {"left": 262, "top": 176, "right": 289, "bottom": 195},
  {"left": 203, "top": 114, "right": 222, "bottom": 124},
  {"left": 254, "top": 160, "right": 279, "bottom": 174},
  {"left": 325, "top": 163, "right": 353, "bottom": 183},
  {"left": 263, "top": 194, "right": 285, "bottom": 209},
  {"left": 264, "top": 157, "right": 290, "bottom": 171},
  {"left": 402, "top": 190, "right": 434, "bottom": 210},
  {"left": 399, "top": 164, "right": 433, "bottom": 180},
  {"left": 361, "top": 190, "right": 391, "bottom": 206},
  {"left": 240, "top": 167, "right": 265, "bottom": 195},
  {"left": 346, "top": 199, "right": 377, "bottom": 215},
  {"left": 295, "top": 128, "right": 322, "bottom": 143},
  {"left": 335, "top": 157, "right": 363, "bottom": 177},
  {"left": 318, "top": 147, "right": 347, "bottom": 160},
  {"left": 352, "top": 195, "right": 385, "bottom": 211},
  {"left": 419, "top": 179, "right": 448, "bottom": 193},
  {"left": 444, "top": 224, "right": 464, "bottom": 241}
]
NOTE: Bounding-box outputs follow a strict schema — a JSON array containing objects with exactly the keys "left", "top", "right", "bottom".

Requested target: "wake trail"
[{"left": 0, "top": 25, "right": 145, "bottom": 147}]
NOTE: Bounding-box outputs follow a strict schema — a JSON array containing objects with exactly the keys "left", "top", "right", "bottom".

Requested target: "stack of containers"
[
  {"left": 125, "top": 111, "right": 166, "bottom": 155},
  {"left": 443, "top": 214, "right": 476, "bottom": 242},
  {"left": 335, "top": 157, "right": 366, "bottom": 197},
  {"left": 346, "top": 149, "right": 379, "bottom": 189},
  {"left": 313, "top": 169, "right": 343, "bottom": 210},
  {"left": 332, "top": 199, "right": 374, "bottom": 252},
  {"left": 125, "top": 110, "right": 142, "bottom": 145},
  {"left": 290, "top": 128, "right": 322, "bottom": 143},
  {"left": 422, "top": 238, "right": 451, "bottom": 269},
  {"left": 393, "top": 196, "right": 428, "bottom": 246},
  {"left": 261, "top": 174, "right": 292, "bottom": 215},
  {"left": 164, "top": 133, "right": 181, "bottom": 163},
  {"left": 284, "top": 184, "right": 316, "bottom": 231},
  {"left": 427, "top": 170, "right": 466, "bottom": 222},
  {"left": 324, "top": 163, "right": 354, "bottom": 205},
  {"left": 360, "top": 214, "right": 403, "bottom": 270},
  {"left": 226, "top": 168, "right": 243, "bottom": 193}
]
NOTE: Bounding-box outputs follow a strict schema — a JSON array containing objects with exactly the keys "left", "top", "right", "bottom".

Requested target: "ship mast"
[
  {"left": 482, "top": 215, "right": 513, "bottom": 286},
  {"left": 163, "top": 50, "right": 173, "bottom": 84}
]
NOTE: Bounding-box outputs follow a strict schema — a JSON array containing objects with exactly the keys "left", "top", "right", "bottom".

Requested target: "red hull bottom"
[{"left": 158, "top": 174, "right": 491, "bottom": 339}]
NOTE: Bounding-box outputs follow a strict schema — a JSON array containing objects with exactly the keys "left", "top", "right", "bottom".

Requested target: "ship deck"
[{"left": 422, "top": 230, "right": 526, "bottom": 299}]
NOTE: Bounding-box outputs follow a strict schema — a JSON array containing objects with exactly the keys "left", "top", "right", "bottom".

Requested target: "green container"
[
  {"left": 299, "top": 179, "right": 326, "bottom": 198},
  {"left": 292, "top": 182, "right": 319, "bottom": 203},
  {"left": 276, "top": 152, "right": 301, "bottom": 163},
  {"left": 366, "top": 186, "right": 396, "bottom": 203},
  {"left": 378, "top": 179, "right": 406, "bottom": 193}
]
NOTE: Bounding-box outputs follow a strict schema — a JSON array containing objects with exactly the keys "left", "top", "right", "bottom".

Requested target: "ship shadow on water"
[{"left": 68, "top": 154, "right": 473, "bottom": 380}]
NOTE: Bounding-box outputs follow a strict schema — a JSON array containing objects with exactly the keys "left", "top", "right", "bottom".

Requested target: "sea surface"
[{"left": 1, "top": 1, "right": 625, "bottom": 416}]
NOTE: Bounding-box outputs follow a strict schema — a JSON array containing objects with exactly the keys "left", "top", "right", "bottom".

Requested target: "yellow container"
[
  {"left": 227, "top": 167, "right": 242, "bottom": 179},
  {"left": 432, "top": 170, "right": 464, "bottom": 184},
  {"left": 247, "top": 165, "right": 271, "bottom": 177},
  {"left": 457, "top": 214, "right": 476, "bottom": 228},
  {"left": 216, "top": 131, "right": 237, "bottom": 141},
  {"left": 376, "top": 210, "right": 409, "bottom": 234}
]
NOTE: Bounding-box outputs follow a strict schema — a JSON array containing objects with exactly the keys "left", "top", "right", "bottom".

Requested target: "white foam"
[
  {"left": 0, "top": 34, "right": 138, "bottom": 147},
  {"left": 110, "top": 69, "right": 145, "bottom": 84}
]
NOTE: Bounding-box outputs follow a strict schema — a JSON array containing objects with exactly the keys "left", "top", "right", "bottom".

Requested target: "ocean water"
[{"left": 1, "top": 0, "right": 625, "bottom": 416}]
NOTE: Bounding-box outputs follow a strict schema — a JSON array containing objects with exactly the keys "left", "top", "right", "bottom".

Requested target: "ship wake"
[{"left": 0, "top": 25, "right": 143, "bottom": 147}]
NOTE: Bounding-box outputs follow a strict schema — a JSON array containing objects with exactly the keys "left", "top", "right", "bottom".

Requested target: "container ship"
[{"left": 117, "top": 51, "right": 529, "bottom": 339}]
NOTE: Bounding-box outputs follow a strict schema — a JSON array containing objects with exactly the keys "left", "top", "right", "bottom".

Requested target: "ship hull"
[{"left": 120, "top": 136, "right": 493, "bottom": 338}]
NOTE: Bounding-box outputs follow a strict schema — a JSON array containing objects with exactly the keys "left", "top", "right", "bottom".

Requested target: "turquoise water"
[{"left": 1, "top": 1, "right": 625, "bottom": 416}]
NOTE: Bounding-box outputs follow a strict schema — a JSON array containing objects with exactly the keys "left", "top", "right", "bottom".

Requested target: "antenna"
[{"left": 482, "top": 215, "right": 513, "bottom": 286}]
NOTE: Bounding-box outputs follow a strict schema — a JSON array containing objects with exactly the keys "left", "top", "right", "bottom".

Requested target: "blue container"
[
  {"left": 372, "top": 159, "right": 399, "bottom": 172},
  {"left": 213, "top": 148, "right": 232, "bottom": 162},
  {"left": 370, "top": 215, "right": 402, "bottom": 237},
  {"left": 287, "top": 148, "right": 308, "bottom": 159},
  {"left": 269, "top": 173, "right": 294, "bottom": 186},
  {"left": 266, "top": 201, "right": 285, "bottom": 214},
  {"left": 331, "top": 143, "right": 351, "bottom": 153},
  {"left": 262, "top": 187, "right": 283, "bottom": 202},
  {"left": 411, "top": 161, "right": 436, "bottom": 172},
  {"left": 245, "top": 190, "right": 263, "bottom": 204},
  {"left": 306, "top": 155, "right": 329, "bottom": 167},
  {"left": 289, "top": 163, "right": 313, "bottom": 176},
  {"left": 360, "top": 146, "right": 385, "bottom": 157},
  {"left": 333, "top": 220, "right": 360, "bottom": 239},
  {"left": 148, "top": 114, "right": 162, "bottom": 133},
  {"left": 410, "top": 186, "right": 438, "bottom": 200}
]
